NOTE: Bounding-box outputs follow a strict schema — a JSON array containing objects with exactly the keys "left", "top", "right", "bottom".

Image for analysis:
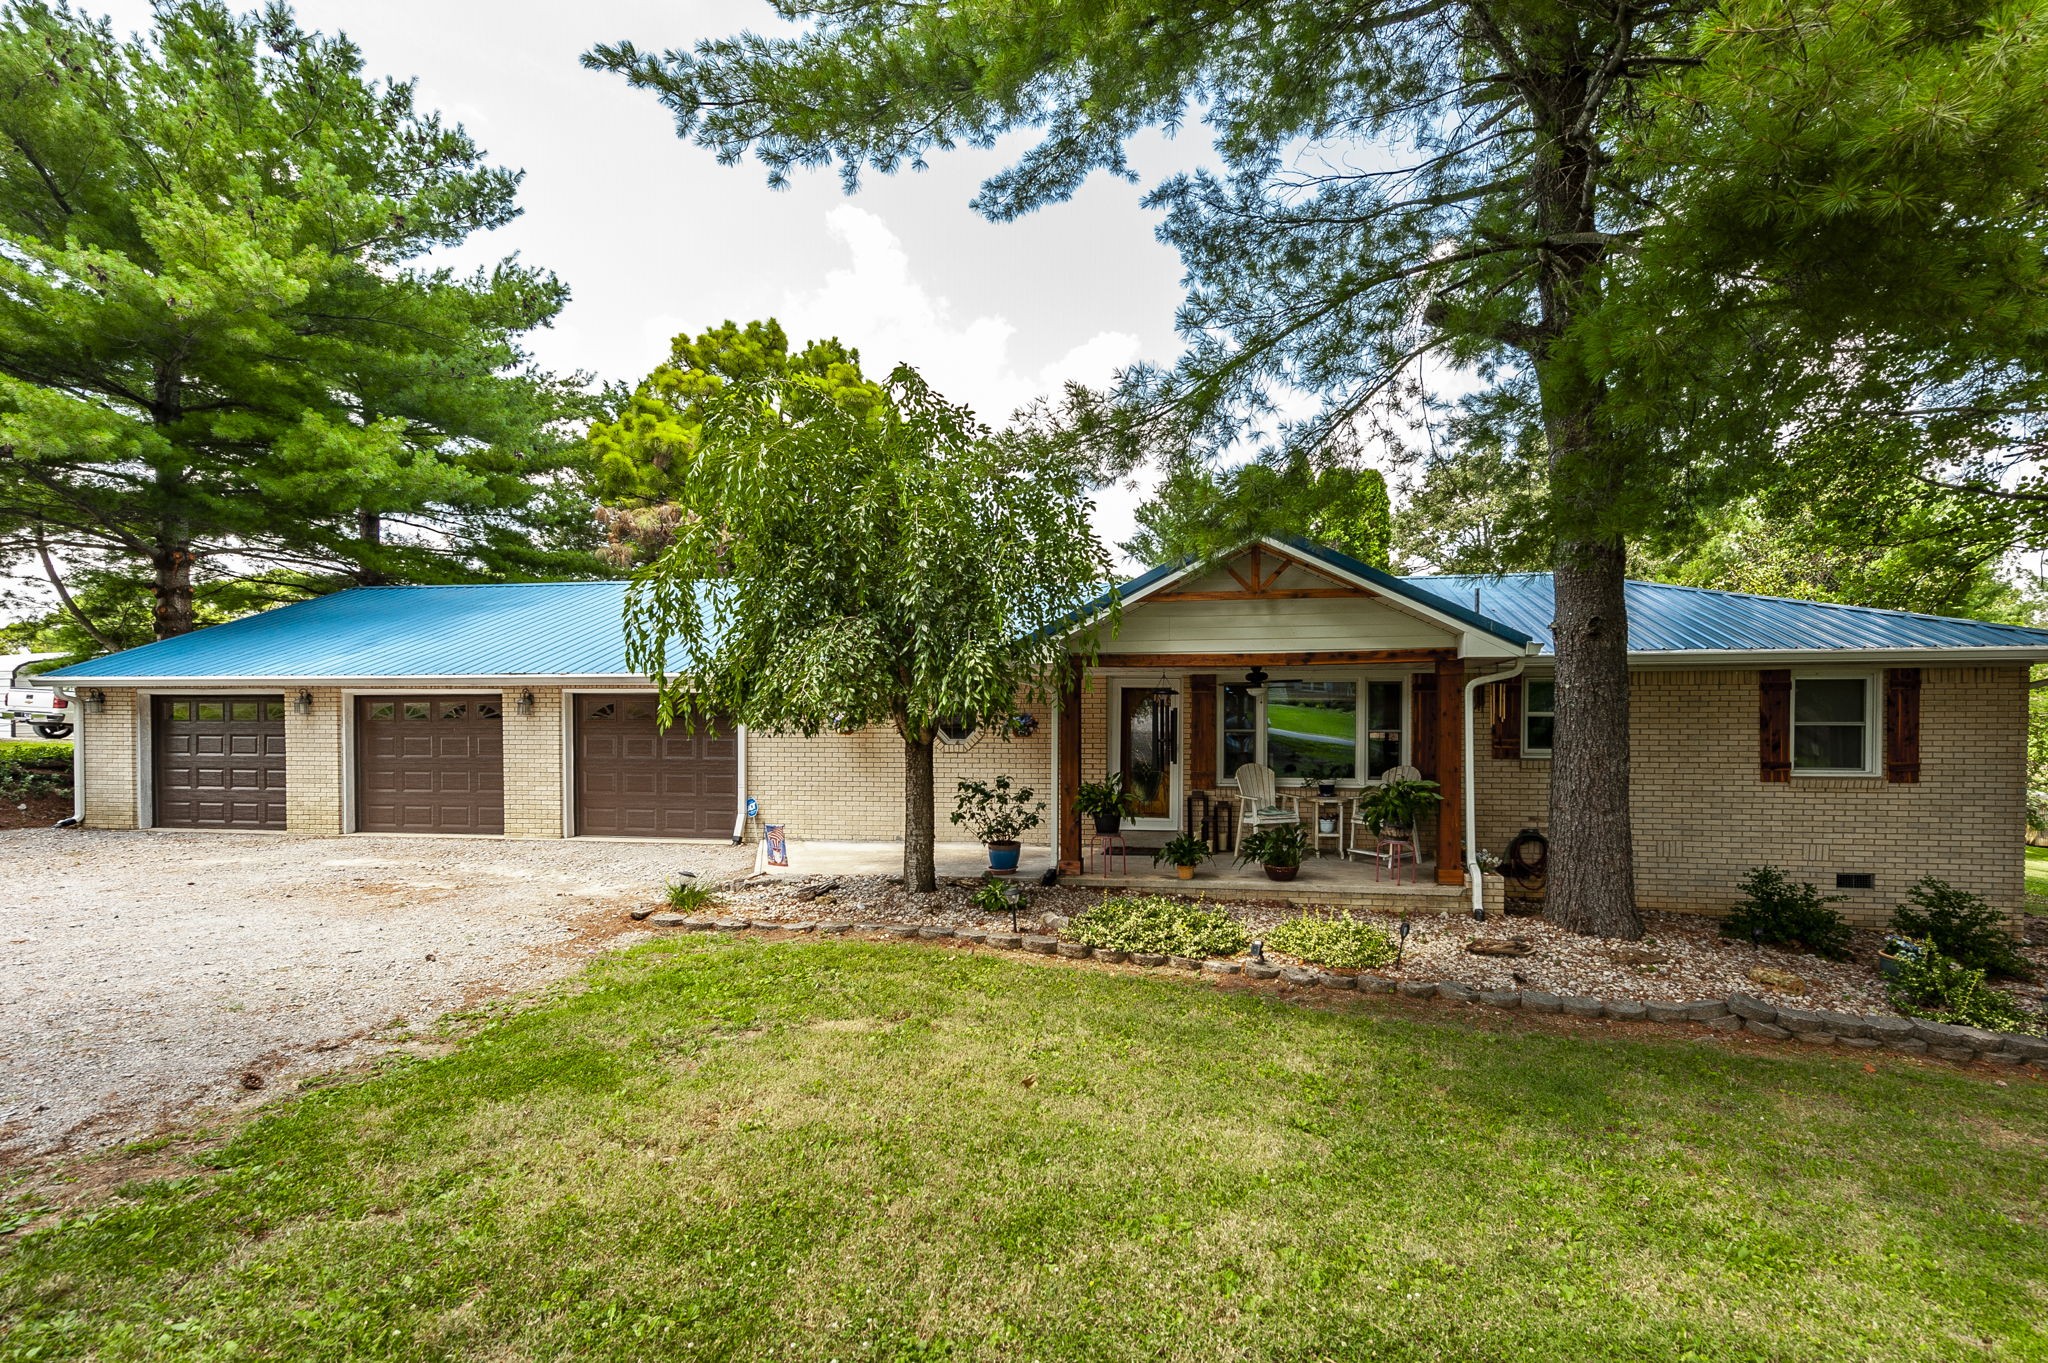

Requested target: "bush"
[
  {"left": 1889, "top": 878, "right": 2033, "bottom": 981},
  {"left": 1720, "top": 866, "right": 1854, "bottom": 960},
  {"left": 1887, "top": 946, "right": 2044, "bottom": 1036},
  {"left": 0, "top": 740, "right": 71, "bottom": 800},
  {"left": 1066, "top": 894, "right": 1249, "bottom": 959},
  {"left": 1262, "top": 913, "right": 1398, "bottom": 970}
]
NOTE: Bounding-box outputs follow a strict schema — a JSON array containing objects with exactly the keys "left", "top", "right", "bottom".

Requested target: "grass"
[
  {"left": 662, "top": 878, "right": 717, "bottom": 913},
  {"left": 2024, "top": 844, "right": 2048, "bottom": 914},
  {"left": 3, "top": 938, "right": 2045, "bottom": 1361}
]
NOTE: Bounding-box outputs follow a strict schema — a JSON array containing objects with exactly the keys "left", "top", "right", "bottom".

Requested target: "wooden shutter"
[
  {"left": 1884, "top": 668, "right": 1921, "bottom": 784},
  {"left": 1489, "top": 680, "right": 1522, "bottom": 759},
  {"left": 1187, "top": 675, "right": 1217, "bottom": 790},
  {"left": 1410, "top": 671, "right": 1438, "bottom": 779},
  {"left": 1759, "top": 669, "right": 1792, "bottom": 783}
]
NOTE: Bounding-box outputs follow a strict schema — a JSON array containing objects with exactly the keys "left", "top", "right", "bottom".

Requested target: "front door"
[{"left": 1113, "top": 681, "right": 1179, "bottom": 829}]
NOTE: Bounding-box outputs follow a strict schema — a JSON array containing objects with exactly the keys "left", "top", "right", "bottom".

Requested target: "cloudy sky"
[{"left": 85, "top": 0, "right": 1211, "bottom": 560}]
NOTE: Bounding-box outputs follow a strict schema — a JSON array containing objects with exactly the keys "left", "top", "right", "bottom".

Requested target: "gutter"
[{"left": 1461, "top": 654, "right": 1531, "bottom": 920}]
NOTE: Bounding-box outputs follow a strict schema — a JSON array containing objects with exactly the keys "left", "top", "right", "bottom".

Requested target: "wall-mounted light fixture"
[
  {"left": 293, "top": 689, "right": 313, "bottom": 716},
  {"left": 82, "top": 689, "right": 106, "bottom": 715},
  {"left": 517, "top": 688, "right": 535, "bottom": 717}
]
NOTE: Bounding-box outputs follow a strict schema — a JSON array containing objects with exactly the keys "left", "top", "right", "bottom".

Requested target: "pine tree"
[{"left": 0, "top": 2, "right": 596, "bottom": 640}]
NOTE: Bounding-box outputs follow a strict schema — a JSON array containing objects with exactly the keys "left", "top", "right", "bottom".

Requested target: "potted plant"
[
  {"left": 1074, "top": 776, "right": 1135, "bottom": 835},
  {"left": 1152, "top": 832, "right": 1210, "bottom": 880},
  {"left": 1235, "top": 821, "right": 1310, "bottom": 881},
  {"left": 1355, "top": 777, "right": 1442, "bottom": 838},
  {"left": 951, "top": 776, "right": 1044, "bottom": 874}
]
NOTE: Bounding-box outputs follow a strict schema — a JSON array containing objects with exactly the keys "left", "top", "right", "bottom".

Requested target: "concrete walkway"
[{"left": 760, "top": 840, "right": 1055, "bottom": 881}]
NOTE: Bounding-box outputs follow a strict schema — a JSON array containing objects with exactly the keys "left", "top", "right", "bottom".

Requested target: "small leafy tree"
[{"left": 623, "top": 361, "right": 1112, "bottom": 891}]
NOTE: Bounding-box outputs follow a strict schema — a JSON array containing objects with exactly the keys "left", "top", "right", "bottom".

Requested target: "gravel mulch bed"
[{"left": 729, "top": 874, "right": 2048, "bottom": 1017}]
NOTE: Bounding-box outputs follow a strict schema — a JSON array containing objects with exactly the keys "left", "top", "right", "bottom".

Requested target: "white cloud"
[{"left": 783, "top": 206, "right": 1141, "bottom": 426}]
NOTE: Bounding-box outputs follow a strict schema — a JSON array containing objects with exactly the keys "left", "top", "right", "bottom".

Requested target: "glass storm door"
[{"left": 1115, "top": 683, "right": 1178, "bottom": 828}]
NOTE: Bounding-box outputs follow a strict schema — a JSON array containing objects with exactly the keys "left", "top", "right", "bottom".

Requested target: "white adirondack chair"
[{"left": 1232, "top": 763, "right": 1300, "bottom": 842}]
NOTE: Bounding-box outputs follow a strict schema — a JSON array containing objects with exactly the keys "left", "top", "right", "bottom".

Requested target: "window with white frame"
[
  {"left": 1219, "top": 677, "right": 1405, "bottom": 783},
  {"left": 1523, "top": 677, "right": 1555, "bottom": 755},
  {"left": 1792, "top": 674, "right": 1874, "bottom": 774}
]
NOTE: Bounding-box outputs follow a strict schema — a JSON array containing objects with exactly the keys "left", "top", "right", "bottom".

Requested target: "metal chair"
[{"left": 1232, "top": 763, "right": 1301, "bottom": 843}]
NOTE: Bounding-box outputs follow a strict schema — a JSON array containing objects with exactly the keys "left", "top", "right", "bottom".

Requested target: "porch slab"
[
  {"left": 1065, "top": 854, "right": 1469, "bottom": 911},
  {"left": 759, "top": 840, "right": 1056, "bottom": 882}
]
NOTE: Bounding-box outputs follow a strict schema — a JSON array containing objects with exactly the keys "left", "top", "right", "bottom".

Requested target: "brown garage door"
[
  {"left": 575, "top": 693, "right": 737, "bottom": 838},
  {"left": 154, "top": 695, "right": 287, "bottom": 829},
  {"left": 355, "top": 695, "right": 504, "bottom": 834}
]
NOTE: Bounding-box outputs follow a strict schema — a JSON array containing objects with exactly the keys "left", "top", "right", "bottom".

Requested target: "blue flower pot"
[{"left": 987, "top": 840, "right": 1021, "bottom": 874}]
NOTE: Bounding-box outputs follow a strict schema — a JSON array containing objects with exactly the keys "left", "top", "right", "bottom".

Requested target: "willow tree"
[
  {"left": 591, "top": 0, "right": 2048, "bottom": 938},
  {"left": 622, "top": 363, "right": 1111, "bottom": 892}
]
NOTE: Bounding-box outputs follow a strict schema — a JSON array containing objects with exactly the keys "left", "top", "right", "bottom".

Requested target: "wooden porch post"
[
  {"left": 1434, "top": 657, "right": 1466, "bottom": 886},
  {"left": 1057, "top": 655, "right": 1084, "bottom": 874}
]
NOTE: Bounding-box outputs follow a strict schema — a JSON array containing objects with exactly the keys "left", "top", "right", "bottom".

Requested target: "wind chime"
[{"left": 1145, "top": 673, "right": 1177, "bottom": 776}]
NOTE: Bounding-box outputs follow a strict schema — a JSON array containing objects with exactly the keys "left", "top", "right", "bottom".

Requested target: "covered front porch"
[{"left": 1050, "top": 540, "right": 1538, "bottom": 901}]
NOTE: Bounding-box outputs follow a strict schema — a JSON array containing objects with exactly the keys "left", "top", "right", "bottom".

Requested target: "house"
[{"left": 42, "top": 538, "right": 2048, "bottom": 926}]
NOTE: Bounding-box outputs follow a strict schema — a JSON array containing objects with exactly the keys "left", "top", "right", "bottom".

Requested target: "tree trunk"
[
  {"left": 356, "top": 509, "right": 387, "bottom": 585},
  {"left": 151, "top": 541, "right": 195, "bottom": 639},
  {"left": 1545, "top": 539, "right": 1643, "bottom": 938},
  {"left": 902, "top": 729, "right": 937, "bottom": 892},
  {"left": 1522, "top": 68, "right": 1643, "bottom": 940}
]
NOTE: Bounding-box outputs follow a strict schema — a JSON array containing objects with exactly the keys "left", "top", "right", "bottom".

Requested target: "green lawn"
[
  {"left": 2026, "top": 844, "right": 2048, "bottom": 913},
  {"left": 5, "top": 938, "right": 2045, "bottom": 1362}
]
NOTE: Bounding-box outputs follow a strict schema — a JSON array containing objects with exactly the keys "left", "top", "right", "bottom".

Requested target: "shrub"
[
  {"left": 663, "top": 880, "right": 715, "bottom": 913},
  {"left": 1066, "top": 894, "right": 1249, "bottom": 959},
  {"left": 1262, "top": 913, "right": 1398, "bottom": 970},
  {"left": 1889, "top": 878, "right": 2033, "bottom": 981},
  {"left": 0, "top": 740, "right": 72, "bottom": 800},
  {"left": 1720, "top": 866, "right": 1854, "bottom": 960},
  {"left": 950, "top": 776, "right": 1044, "bottom": 843},
  {"left": 1887, "top": 945, "right": 2044, "bottom": 1036},
  {"left": 1234, "top": 821, "right": 1309, "bottom": 869}
]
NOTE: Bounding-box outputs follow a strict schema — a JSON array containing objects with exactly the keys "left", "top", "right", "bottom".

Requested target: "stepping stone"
[
  {"left": 1094, "top": 948, "right": 1129, "bottom": 964},
  {"left": 1167, "top": 955, "right": 1200, "bottom": 971},
  {"left": 1245, "top": 964, "right": 1281, "bottom": 981},
  {"left": 885, "top": 924, "right": 920, "bottom": 938},
  {"left": 1056, "top": 942, "right": 1093, "bottom": 959},
  {"left": 1560, "top": 996, "right": 1604, "bottom": 1018},
  {"left": 1602, "top": 1000, "right": 1647, "bottom": 1021},
  {"left": 917, "top": 926, "right": 955, "bottom": 940},
  {"left": 1202, "top": 960, "right": 1240, "bottom": 975},
  {"left": 1022, "top": 936, "right": 1057, "bottom": 954},
  {"left": 1279, "top": 967, "right": 1318, "bottom": 986},
  {"left": 1747, "top": 965, "right": 1808, "bottom": 994},
  {"left": 1357, "top": 975, "right": 1395, "bottom": 994},
  {"left": 986, "top": 934, "right": 1023, "bottom": 949},
  {"left": 1132, "top": 952, "right": 1167, "bottom": 967},
  {"left": 816, "top": 922, "right": 852, "bottom": 935},
  {"left": 648, "top": 912, "right": 687, "bottom": 928}
]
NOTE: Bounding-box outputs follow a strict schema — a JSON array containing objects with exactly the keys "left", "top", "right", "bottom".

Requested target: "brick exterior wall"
[
  {"left": 746, "top": 697, "right": 1055, "bottom": 847},
  {"left": 503, "top": 686, "right": 566, "bottom": 839},
  {"left": 79, "top": 687, "right": 139, "bottom": 829},
  {"left": 284, "top": 687, "right": 344, "bottom": 834},
  {"left": 1473, "top": 665, "right": 2028, "bottom": 925}
]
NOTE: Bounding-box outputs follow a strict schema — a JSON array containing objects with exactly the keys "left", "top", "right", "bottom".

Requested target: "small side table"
[
  {"left": 1291, "top": 794, "right": 1347, "bottom": 858},
  {"left": 1087, "top": 832, "right": 1129, "bottom": 877}
]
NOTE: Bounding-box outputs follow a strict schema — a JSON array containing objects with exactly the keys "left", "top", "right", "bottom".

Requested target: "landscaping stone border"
[{"left": 652, "top": 919, "right": 2048, "bottom": 1070}]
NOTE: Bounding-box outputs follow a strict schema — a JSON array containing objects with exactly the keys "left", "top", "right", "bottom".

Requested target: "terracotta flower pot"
[{"left": 1176, "top": 864, "right": 1196, "bottom": 881}]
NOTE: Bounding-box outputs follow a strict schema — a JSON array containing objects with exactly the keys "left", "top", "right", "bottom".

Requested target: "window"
[
  {"left": 368, "top": 702, "right": 395, "bottom": 721},
  {"left": 1220, "top": 676, "right": 1404, "bottom": 784},
  {"left": 440, "top": 702, "right": 467, "bottom": 722},
  {"left": 196, "top": 701, "right": 224, "bottom": 721},
  {"left": 403, "top": 702, "right": 430, "bottom": 721},
  {"left": 1524, "top": 678, "right": 1555, "bottom": 755},
  {"left": 1793, "top": 675, "right": 1872, "bottom": 774},
  {"left": 231, "top": 701, "right": 258, "bottom": 722}
]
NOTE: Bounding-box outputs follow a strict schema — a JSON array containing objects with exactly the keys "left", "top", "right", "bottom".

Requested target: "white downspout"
[
  {"left": 1462, "top": 654, "right": 1532, "bottom": 919},
  {"left": 1049, "top": 692, "right": 1062, "bottom": 870},
  {"left": 732, "top": 725, "right": 748, "bottom": 844}
]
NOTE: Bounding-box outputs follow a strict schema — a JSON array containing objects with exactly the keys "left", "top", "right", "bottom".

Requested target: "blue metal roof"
[
  {"left": 42, "top": 554, "right": 2048, "bottom": 683},
  {"left": 44, "top": 582, "right": 652, "bottom": 682},
  {"left": 1404, "top": 573, "right": 2048, "bottom": 655}
]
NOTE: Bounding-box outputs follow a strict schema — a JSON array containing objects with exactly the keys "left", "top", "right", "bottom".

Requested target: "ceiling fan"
[{"left": 1242, "top": 665, "right": 1303, "bottom": 698}]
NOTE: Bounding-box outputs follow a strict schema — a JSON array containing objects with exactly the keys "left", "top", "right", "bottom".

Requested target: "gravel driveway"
[{"left": 0, "top": 829, "right": 753, "bottom": 1161}]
